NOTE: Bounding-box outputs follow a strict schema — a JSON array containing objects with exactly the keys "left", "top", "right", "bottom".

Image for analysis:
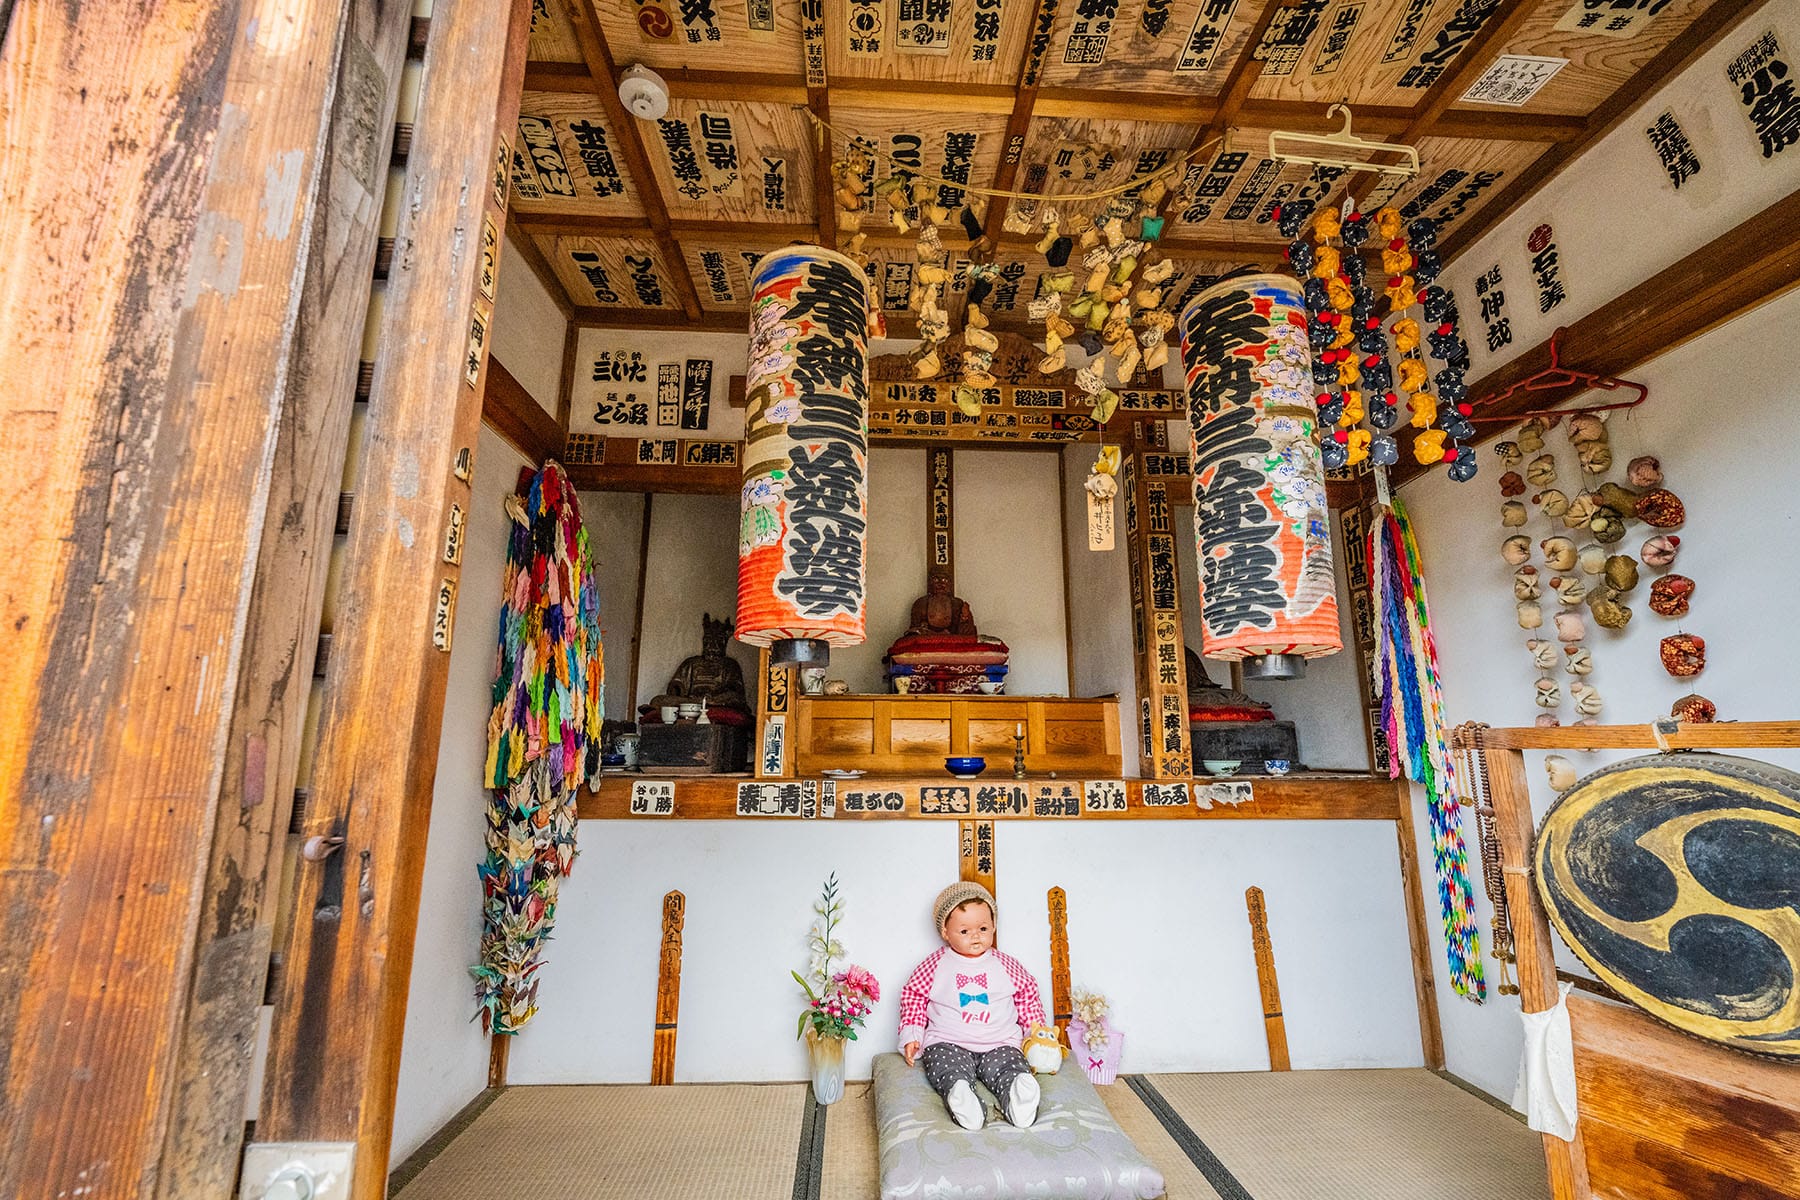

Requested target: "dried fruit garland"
[
  {"left": 475, "top": 460, "right": 604, "bottom": 1034},
  {"left": 1372, "top": 495, "right": 1487, "bottom": 1001}
]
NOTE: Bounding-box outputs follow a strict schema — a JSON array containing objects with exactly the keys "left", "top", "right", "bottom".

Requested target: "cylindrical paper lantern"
[
  {"left": 738, "top": 246, "right": 872, "bottom": 665},
  {"left": 1179, "top": 273, "right": 1341, "bottom": 677}
]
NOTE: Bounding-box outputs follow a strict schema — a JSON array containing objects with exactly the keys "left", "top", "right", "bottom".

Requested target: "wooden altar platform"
[{"left": 790, "top": 693, "right": 1122, "bottom": 777}]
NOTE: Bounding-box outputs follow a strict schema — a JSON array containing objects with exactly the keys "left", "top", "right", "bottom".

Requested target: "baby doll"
[{"left": 898, "top": 882, "right": 1049, "bottom": 1131}]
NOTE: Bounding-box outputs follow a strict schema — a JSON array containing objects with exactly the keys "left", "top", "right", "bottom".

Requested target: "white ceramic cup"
[{"left": 659, "top": 705, "right": 678, "bottom": 723}]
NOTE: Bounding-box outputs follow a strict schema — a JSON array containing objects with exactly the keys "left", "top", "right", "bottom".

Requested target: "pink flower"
[{"left": 837, "top": 964, "right": 881, "bottom": 1002}]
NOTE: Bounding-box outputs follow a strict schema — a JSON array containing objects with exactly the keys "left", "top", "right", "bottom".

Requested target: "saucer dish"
[
  {"left": 1201, "top": 759, "right": 1242, "bottom": 776},
  {"left": 821, "top": 768, "right": 866, "bottom": 780}
]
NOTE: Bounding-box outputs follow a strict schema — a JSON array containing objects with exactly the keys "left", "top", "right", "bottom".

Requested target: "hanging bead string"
[{"left": 1456, "top": 722, "right": 1519, "bottom": 996}]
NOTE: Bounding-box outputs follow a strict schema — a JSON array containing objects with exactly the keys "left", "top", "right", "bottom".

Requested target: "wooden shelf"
[
  {"left": 791, "top": 693, "right": 1122, "bottom": 777},
  {"left": 577, "top": 772, "right": 1405, "bottom": 821}
]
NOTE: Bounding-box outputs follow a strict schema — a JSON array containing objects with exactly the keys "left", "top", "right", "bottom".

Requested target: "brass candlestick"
[{"left": 1013, "top": 730, "right": 1026, "bottom": 778}]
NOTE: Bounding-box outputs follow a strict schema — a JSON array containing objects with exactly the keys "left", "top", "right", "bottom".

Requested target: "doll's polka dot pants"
[{"left": 918, "top": 1043, "right": 1032, "bottom": 1122}]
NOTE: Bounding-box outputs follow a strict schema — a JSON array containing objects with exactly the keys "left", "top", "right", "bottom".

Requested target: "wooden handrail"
[{"left": 1451, "top": 721, "right": 1800, "bottom": 752}]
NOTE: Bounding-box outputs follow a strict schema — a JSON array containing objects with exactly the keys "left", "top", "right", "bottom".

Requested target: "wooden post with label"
[
  {"left": 1048, "top": 886, "right": 1073, "bottom": 1046},
  {"left": 651, "top": 890, "right": 686, "bottom": 1085},
  {"left": 254, "top": 2, "right": 535, "bottom": 1195},
  {"left": 1123, "top": 422, "right": 1192, "bottom": 778},
  {"left": 928, "top": 446, "right": 955, "bottom": 592},
  {"left": 1245, "top": 886, "right": 1291, "bottom": 1071},
  {"left": 755, "top": 647, "right": 793, "bottom": 777}
]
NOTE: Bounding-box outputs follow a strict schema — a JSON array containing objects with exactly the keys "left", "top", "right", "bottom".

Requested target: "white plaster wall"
[
  {"left": 829, "top": 447, "right": 928, "bottom": 692},
  {"left": 491, "top": 234, "right": 566, "bottom": 417},
  {"left": 390, "top": 424, "right": 530, "bottom": 1166},
  {"left": 955, "top": 449, "right": 1072, "bottom": 696},
  {"left": 1061, "top": 444, "right": 1141, "bottom": 770},
  {"left": 506, "top": 817, "right": 1426, "bottom": 1084},
  {"left": 571, "top": 328, "right": 748, "bottom": 440},
  {"left": 635, "top": 492, "right": 757, "bottom": 708},
  {"left": 507, "top": 821, "right": 949, "bottom": 1083},
  {"left": 1438, "top": 0, "right": 1800, "bottom": 384},
  {"left": 579, "top": 490, "right": 647, "bottom": 722},
  {"left": 1399, "top": 288, "right": 1800, "bottom": 1102}
]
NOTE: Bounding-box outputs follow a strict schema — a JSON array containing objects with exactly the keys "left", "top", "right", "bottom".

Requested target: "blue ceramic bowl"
[{"left": 945, "top": 756, "right": 987, "bottom": 778}]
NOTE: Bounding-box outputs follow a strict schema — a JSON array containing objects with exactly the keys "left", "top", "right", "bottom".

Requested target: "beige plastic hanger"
[{"left": 1267, "top": 104, "right": 1420, "bottom": 179}]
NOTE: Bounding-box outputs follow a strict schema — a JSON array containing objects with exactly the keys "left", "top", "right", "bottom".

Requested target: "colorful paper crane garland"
[
  {"left": 1371, "top": 494, "right": 1486, "bottom": 1001},
  {"left": 475, "top": 460, "right": 604, "bottom": 1034}
]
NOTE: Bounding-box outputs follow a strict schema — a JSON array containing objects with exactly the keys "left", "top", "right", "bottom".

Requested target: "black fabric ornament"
[
  {"left": 1407, "top": 217, "right": 1438, "bottom": 249},
  {"left": 1317, "top": 394, "right": 1345, "bottom": 425},
  {"left": 1046, "top": 236, "right": 1073, "bottom": 267},
  {"left": 1421, "top": 288, "right": 1453, "bottom": 322},
  {"left": 1312, "top": 359, "right": 1337, "bottom": 387},
  {"left": 1368, "top": 397, "right": 1400, "bottom": 431},
  {"left": 1340, "top": 216, "right": 1369, "bottom": 248},
  {"left": 1357, "top": 325, "right": 1387, "bottom": 354},
  {"left": 1413, "top": 249, "right": 1442, "bottom": 283},
  {"left": 1447, "top": 452, "right": 1479, "bottom": 482},
  {"left": 1303, "top": 277, "right": 1330, "bottom": 309},
  {"left": 1309, "top": 320, "right": 1335, "bottom": 351},
  {"left": 1343, "top": 254, "right": 1366, "bottom": 285},
  {"left": 960, "top": 205, "right": 986, "bottom": 243},
  {"left": 1363, "top": 361, "right": 1393, "bottom": 393},
  {"left": 1276, "top": 200, "right": 1315, "bottom": 239},
  {"left": 1351, "top": 295, "right": 1373, "bottom": 323},
  {"left": 1288, "top": 240, "right": 1315, "bottom": 271},
  {"left": 1440, "top": 412, "right": 1476, "bottom": 440},
  {"left": 967, "top": 276, "right": 993, "bottom": 306},
  {"left": 1370, "top": 434, "right": 1399, "bottom": 465},
  {"left": 1321, "top": 438, "right": 1350, "bottom": 470},
  {"left": 1427, "top": 329, "right": 1467, "bottom": 361},
  {"left": 1435, "top": 368, "right": 1468, "bottom": 403}
]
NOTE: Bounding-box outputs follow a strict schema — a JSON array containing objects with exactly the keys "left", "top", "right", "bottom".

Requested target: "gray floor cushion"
[{"left": 871, "top": 1052, "right": 1167, "bottom": 1200}]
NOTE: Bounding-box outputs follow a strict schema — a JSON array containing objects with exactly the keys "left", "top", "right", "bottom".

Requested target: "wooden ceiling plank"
[
  {"left": 567, "top": 0, "right": 704, "bottom": 318},
  {"left": 1394, "top": 186, "right": 1800, "bottom": 484},
  {"left": 982, "top": 0, "right": 1060, "bottom": 253},
  {"left": 514, "top": 213, "right": 655, "bottom": 237},
  {"left": 1339, "top": 0, "right": 1543, "bottom": 202},
  {"left": 654, "top": 67, "right": 809, "bottom": 103},
  {"left": 1158, "top": 0, "right": 1299, "bottom": 224},
  {"left": 1439, "top": 0, "right": 1766, "bottom": 260},
  {"left": 505, "top": 216, "right": 578, "bottom": 320},
  {"left": 523, "top": 60, "right": 594, "bottom": 92}
]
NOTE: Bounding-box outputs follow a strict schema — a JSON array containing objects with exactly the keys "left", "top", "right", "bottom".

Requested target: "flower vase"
[
  {"left": 1066, "top": 1019, "right": 1124, "bottom": 1085},
  {"left": 805, "top": 1026, "right": 846, "bottom": 1104}
]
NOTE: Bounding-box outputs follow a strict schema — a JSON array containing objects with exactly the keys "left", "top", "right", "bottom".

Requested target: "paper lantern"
[
  {"left": 738, "top": 246, "right": 872, "bottom": 666},
  {"left": 1179, "top": 273, "right": 1342, "bottom": 678}
]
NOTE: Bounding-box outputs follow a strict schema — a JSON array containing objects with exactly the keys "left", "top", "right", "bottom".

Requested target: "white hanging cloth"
[{"left": 1512, "top": 981, "right": 1579, "bottom": 1141}]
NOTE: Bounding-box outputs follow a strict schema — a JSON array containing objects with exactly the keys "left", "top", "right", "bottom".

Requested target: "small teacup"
[
  {"left": 1263, "top": 759, "right": 1291, "bottom": 775},
  {"left": 659, "top": 705, "right": 678, "bottom": 723}
]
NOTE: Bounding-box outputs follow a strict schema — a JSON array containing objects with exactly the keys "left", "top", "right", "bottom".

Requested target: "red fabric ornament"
[{"left": 1660, "top": 633, "right": 1706, "bottom": 677}]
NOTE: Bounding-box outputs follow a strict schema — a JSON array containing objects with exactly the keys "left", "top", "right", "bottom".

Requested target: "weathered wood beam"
[
  {"left": 1453, "top": 719, "right": 1800, "bottom": 752},
  {"left": 0, "top": 4, "right": 367, "bottom": 1196},
  {"left": 155, "top": 9, "right": 417, "bottom": 1199},
  {"left": 810, "top": 82, "right": 837, "bottom": 248},
  {"left": 981, "top": 0, "right": 1059, "bottom": 252},
  {"left": 567, "top": 0, "right": 705, "bottom": 318},
  {"left": 1439, "top": 0, "right": 1766, "bottom": 260},
  {"left": 484, "top": 358, "right": 565, "bottom": 462},
  {"left": 253, "top": 3, "right": 533, "bottom": 1195},
  {"left": 572, "top": 305, "right": 746, "bottom": 330},
  {"left": 1394, "top": 186, "right": 1800, "bottom": 484}
]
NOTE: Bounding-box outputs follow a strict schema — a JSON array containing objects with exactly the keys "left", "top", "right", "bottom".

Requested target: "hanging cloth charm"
[{"left": 1084, "top": 445, "right": 1121, "bottom": 551}]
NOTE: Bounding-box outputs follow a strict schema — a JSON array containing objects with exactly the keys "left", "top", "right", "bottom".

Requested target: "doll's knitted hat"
[{"left": 932, "top": 881, "right": 997, "bottom": 931}]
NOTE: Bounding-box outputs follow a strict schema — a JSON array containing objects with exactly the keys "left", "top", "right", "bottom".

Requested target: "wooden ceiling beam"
[
  {"left": 1158, "top": 0, "right": 1295, "bottom": 225},
  {"left": 980, "top": 0, "right": 1059, "bottom": 253},
  {"left": 1439, "top": 0, "right": 1765, "bottom": 261},
  {"left": 1340, "top": 0, "right": 1541, "bottom": 202},
  {"left": 573, "top": 306, "right": 748, "bottom": 330},
  {"left": 831, "top": 77, "right": 1019, "bottom": 112},
  {"left": 1393, "top": 186, "right": 1800, "bottom": 485},
  {"left": 567, "top": 0, "right": 705, "bottom": 318}
]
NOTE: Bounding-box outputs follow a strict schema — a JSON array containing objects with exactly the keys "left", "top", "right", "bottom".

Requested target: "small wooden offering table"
[{"left": 791, "top": 694, "right": 1122, "bottom": 777}]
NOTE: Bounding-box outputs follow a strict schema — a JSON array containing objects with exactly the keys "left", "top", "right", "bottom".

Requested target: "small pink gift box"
[{"left": 1066, "top": 1019, "right": 1124, "bottom": 1085}]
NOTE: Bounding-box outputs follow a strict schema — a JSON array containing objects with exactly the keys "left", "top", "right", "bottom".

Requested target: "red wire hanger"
[{"left": 1465, "top": 327, "right": 1649, "bottom": 423}]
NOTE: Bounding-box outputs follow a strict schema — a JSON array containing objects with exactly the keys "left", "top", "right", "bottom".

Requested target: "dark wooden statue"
[
  {"left": 648, "top": 613, "right": 750, "bottom": 715},
  {"left": 906, "top": 575, "right": 978, "bottom": 638}
]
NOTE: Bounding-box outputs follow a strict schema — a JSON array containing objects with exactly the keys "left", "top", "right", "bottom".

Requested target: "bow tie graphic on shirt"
[
  {"left": 956, "top": 972, "right": 988, "bottom": 988},
  {"left": 959, "top": 992, "right": 989, "bottom": 1005}
]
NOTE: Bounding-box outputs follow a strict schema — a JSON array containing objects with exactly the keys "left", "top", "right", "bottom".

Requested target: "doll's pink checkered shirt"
[{"left": 897, "top": 946, "right": 1048, "bottom": 1052}]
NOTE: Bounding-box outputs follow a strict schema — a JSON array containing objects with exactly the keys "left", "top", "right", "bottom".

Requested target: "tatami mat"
[
  {"left": 1096, "top": 1081, "right": 1228, "bottom": 1200},
  {"left": 393, "top": 1070, "right": 1547, "bottom": 1200},
  {"left": 392, "top": 1083, "right": 807, "bottom": 1199},
  {"left": 1142, "top": 1069, "right": 1549, "bottom": 1200},
  {"left": 819, "top": 1080, "right": 880, "bottom": 1200}
]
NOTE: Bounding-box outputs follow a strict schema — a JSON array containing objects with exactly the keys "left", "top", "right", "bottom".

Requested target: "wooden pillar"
[
  {"left": 958, "top": 819, "right": 995, "bottom": 895},
  {"left": 0, "top": 5, "right": 387, "bottom": 1197},
  {"left": 1123, "top": 422, "right": 1192, "bottom": 778},
  {"left": 928, "top": 445, "right": 954, "bottom": 592},
  {"left": 1487, "top": 746, "right": 1591, "bottom": 1199},
  {"left": 253, "top": 3, "right": 534, "bottom": 1196},
  {"left": 755, "top": 647, "right": 793, "bottom": 777},
  {"left": 651, "top": 891, "right": 686, "bottom": 1085},
  {"left": 1245, "top": 886, "right": 1291, "bottom": 1071},
  {"left": 1392, "top": 778, "right": 1447, "bottom": 1070},
  {"left": 1047, "top": 887, "right": 1073, "bottom": 1046}
]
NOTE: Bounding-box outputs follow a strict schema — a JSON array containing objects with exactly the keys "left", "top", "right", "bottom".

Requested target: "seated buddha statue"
[
  {"left": 645, "top": 613, "right": 751, "bottom": 717},
  {"left": 906, "top": 574, "right": 978, "bottom": 639},
  {"left": 1186, "top": 647, "right": 1273, "bottom": 721}
]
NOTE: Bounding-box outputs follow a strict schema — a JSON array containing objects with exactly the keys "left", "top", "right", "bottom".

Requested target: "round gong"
[{"left": 1534, "top": 752, "right": 1800, "bottom": 1059}]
